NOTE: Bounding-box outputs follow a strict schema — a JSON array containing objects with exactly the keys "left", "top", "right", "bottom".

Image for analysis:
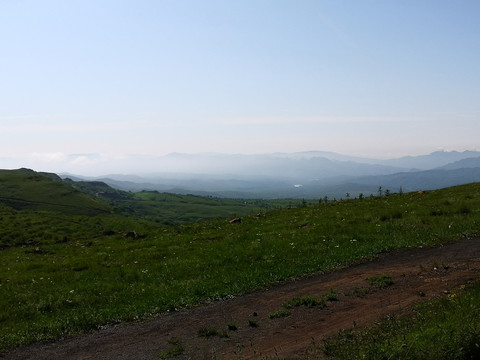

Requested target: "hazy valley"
[{"left": 61, "top": 150, "right": 480, "bottom": 199}]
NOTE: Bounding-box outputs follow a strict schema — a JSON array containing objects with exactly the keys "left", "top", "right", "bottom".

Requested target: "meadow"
[
  {"left": 0, "top": 169, "right": 479, "bottom": 356},
  {"left": 322, "top": 280, "right": 480, "bottom": 359},
  {"left": 64, "top": 177, "right": 294, "bottom": 224}
]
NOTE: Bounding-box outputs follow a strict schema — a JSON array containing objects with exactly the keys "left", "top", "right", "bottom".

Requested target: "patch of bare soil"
[{"left": 4, "top": 237, "right": 480, "bottom": 360}]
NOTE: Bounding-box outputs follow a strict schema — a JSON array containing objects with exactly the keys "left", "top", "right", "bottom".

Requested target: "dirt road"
[{"left": 4, "top": 237, "right": 480, "bottom": 360}]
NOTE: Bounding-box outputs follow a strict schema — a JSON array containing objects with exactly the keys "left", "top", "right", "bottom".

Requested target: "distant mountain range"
[{"left": 58, "top": 150, "right": 480, "bottom": 199}]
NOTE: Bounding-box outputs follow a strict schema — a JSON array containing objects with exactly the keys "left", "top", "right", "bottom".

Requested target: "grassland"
[
  {"left": 322, "top": 281, "right": 480, "bottom": 359},
  {"left": 115, "top": 190, "right": 293, "bottom": 224},
  {"left": 0, "top": 169, "right": 109, "bottom": 215},
  {"left": 0, "top": 170, "right": 479, "bottom": 355},
  {"left": 64, "top": 177, "right": 295, "bottom": 224}
]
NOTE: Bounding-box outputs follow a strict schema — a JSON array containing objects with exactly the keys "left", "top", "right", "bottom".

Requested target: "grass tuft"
[
  {"left": 198, "top": 327, "right": 219, "bottom": 338},
  {"left": 227, "top": 323, "right": 238, "bottom": 331},
  {"left": 367, "top": 275, "right": 394, "bottom": 289},
  {"left": 248, "top": 320, "right": 259, "bottom": 328},
  {"left": 323, "top": 288, "right": 339, "bottom": 301},
  {"left": 283, "top": 296, "right": 326, "bottom": 309},
  {"left": 269, "top": 309, "right": 291, "bottom": 319},
  {"left": 157, "top": 338, "right": 184, "bottom": 359}
]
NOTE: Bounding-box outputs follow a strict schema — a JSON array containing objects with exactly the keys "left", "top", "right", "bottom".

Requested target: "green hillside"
[
  {"left": 0, "top": 169, "right": 110, "bottom": 215},
  {"left": 0, "top": 169, "right": 292, "bottom": 248},
  {"left": 0, "top": 171, "right": 479, "bottom": 356},
  {"left": 64, "top": 177, "right": 293, "bottom": 224},
  {"left": 0, "top": 169, "right": 480, "bottom": 358},
  {"left": 124, "top": 191, "right": 292, "bottom": 223}
]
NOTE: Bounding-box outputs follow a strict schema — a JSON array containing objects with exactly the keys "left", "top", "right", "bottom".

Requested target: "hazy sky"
[{"left": 1, "top": 1, "right": 479, "bottom": 174}]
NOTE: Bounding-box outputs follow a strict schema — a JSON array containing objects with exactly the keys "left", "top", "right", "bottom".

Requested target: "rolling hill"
[
  {"left": 0, "top": 169, "right": 292, "bottom": 227},
  {"left": 0, "top": 168, "right": 110, "bottom": 215}
]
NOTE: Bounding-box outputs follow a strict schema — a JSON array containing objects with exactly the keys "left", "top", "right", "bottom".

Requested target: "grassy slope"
[
  {"left": 127, "top": 191, "right": 293, "bottom": 223},
  {"left": 0, "top": 172, "right": 479, "bottom": 353},
  {"left": 0, "top": 169, "right": 110, "bottom": 215},
  {"left": 322, "top": 281, "right": 480, "bottom": 359},
  {"left": 65, "top": 177, "right": 295, "bottom": 224}
]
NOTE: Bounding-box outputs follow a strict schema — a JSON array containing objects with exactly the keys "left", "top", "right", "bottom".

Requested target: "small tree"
[
  {"left": 323, "top": 195, "right": 328, "bottom": 204},
  {"left": 358, "top": 193, "right": 364, "bottom": 200},
  {"left": 385, "top": 189, "right": 390, "bottom": 197},
  {"left": 378, "top": 186, "right": 383, "bottom": 197}
]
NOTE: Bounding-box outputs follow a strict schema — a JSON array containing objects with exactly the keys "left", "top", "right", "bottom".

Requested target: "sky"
[{"left": 1, "top": 0, "right": 480, "bottom": 175}]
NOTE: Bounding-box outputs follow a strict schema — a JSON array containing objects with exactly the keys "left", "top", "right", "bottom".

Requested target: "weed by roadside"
[
  {"left": 344, "top": 287, "right": 370, "bottom": 298},
  {"left": 367, "top": 275, "right": 394, "bottom": 289},
  {"left": 284, "top": 296, "right": 326, "bottom": 309},
  {"left": 269, "top": 295, "right": 326, "bottom": 320},
  {"left": 248, "top": 320, "right": 259, "bottom": 328},
  {"left": 269, "top": 308, "right": 291, "bottom": 319},
  {"left": 157, "top": 338, "right": 184, "bottom": 359},
  {"left": 198, "top": 327, "right": 228, "bottom": 338},
  {"left": 323, "top": 288, "right": 339, "bottom": 301},
  {"left": 227, "top": 323, "right": 238, "bottom": 331}
]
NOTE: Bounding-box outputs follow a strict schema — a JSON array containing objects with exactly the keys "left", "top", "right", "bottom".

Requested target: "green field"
[
  {"left": 0, "top": 169, "right": 479, "bottom": 356},
  {"left": 322, "top": 281, "right": 480, "bottom": 359},
  {"left": 0, "top": 169, "right": 109, "bottom": 215},
  {"left": 64, "top": 177, "right": 295, "bottom": 224}
]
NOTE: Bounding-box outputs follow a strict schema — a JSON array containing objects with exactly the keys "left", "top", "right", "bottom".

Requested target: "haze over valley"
[
  {"left": 2, "top": 1, "right": 479, "bottom": 177},
  {"left": 56, "top": 149, "right": 480, "bottom": 199}
]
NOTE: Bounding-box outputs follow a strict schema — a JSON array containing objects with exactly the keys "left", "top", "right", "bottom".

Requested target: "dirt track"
[{"left": 4, "top": 237, "right": 480, "bottom": 360}]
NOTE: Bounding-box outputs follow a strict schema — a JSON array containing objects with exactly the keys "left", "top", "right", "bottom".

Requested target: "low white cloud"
[
  {"left": 30, "top": 152, "right": 68, "bottom": 162},
  {"left": 70, "top": 155, "right": 99, "bottom": 165}
]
